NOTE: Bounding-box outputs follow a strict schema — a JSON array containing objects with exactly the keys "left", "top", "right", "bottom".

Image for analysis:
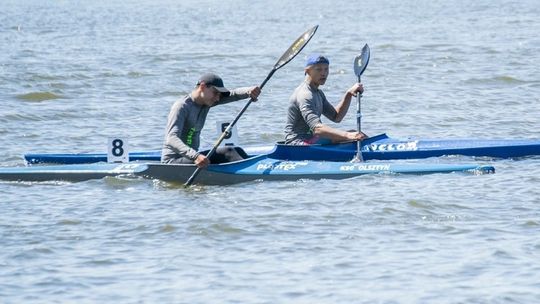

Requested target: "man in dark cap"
[
  {"left": 284, "top": 54, "right": 367, "bottom": 145},
  {"left": 161, "top": 73, "right": 261, "bottom": 168}
]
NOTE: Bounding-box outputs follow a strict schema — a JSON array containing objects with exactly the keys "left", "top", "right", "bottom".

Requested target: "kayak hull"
[
  {"left": 0, "top": 155, "right": 495, "bottom": 185},
  {"left": 142, "top": 160, "right": 495, "bottom": 186},
  {"left": 23, "top": 133, "right": 540, "bottom": 165}
]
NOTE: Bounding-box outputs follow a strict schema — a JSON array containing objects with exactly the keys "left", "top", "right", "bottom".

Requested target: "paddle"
[
  {"left": 184, "top": 25, "right": 319, "bottom": 186},
  {"left": 351, "top": 44, "right": 370, "bottom": 162}
]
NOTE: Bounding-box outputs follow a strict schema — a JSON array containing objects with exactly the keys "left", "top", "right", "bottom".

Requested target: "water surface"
[{"left": 1, "top": 0, "right": 540, "bottom": 302}]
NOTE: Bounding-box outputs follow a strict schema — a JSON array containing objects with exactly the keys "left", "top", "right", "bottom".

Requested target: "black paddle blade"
[
  {"left": 274, "top": 25, "right": 318, "bottom": 70},
  {"left": 354, "top": 44, "right": 370, "bottom": 77}
]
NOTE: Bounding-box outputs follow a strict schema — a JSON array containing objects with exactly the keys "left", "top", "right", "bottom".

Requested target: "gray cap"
[{"left": 197, "top": 73, "right": 230, "bottom": 95}]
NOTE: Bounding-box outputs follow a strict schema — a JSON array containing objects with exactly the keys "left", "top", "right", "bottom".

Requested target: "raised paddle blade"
[
  {"left": 351, "top": 43, "right": 371, "bottom": 163},
  {"left": 353, "top": 44, "right": 370, "bottom": 78},
  {"left": 274, "top": 25, "right": 318, "bottom": 70}
]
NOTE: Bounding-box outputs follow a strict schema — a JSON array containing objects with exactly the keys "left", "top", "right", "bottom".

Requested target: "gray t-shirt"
[
  {"left": 284, "top": 81, "right": 337, "bottom": 144},
  {"left": 161, "top": 88, "right": 250, "bottom": 163}
]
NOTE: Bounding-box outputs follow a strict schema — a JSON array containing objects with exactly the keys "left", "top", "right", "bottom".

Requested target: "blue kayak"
[
  {"left": 23, "top": 133, "right": 540, "bottom": 165},
  {"left": 0, "top": 161, "right": 495, "bottom": 184},
  {"left": 0, "top": 152, "right": 494, "bottom": 185}
]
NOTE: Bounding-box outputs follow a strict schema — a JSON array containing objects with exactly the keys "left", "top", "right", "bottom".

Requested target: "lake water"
[{"left": 1, "top": 0, "right": 540, "bottom": 302}]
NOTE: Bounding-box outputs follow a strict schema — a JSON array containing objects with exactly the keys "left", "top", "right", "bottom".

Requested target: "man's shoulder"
[
  {"left": 179, "top": 94, "right": 194, "bottom": 103},
  {"left": 172, "top": 94, "right": 197, "bottom": 109},
  {"left": 293, "top": 82, "right": 315, "bottom": 100}
]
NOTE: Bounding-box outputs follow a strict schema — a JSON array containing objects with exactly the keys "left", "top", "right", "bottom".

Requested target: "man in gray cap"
[
  {"left": 284, "top": 54, "right": 368, "bottom": 145},
  {"left": 161, "top": 73, "right": 261, "bottom": 168}
]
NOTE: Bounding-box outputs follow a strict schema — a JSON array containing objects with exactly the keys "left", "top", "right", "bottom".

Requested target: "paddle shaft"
[
  {"left": 351, "top": 44, "right": 369, "bottom": 163},
  {"left": 184, "top": 25, "right": 318, "bottom": 186},
  {"left": 184, "top": 70, "right": 276, "bottom": 186},
  {"left": 354, "top": 74, "right": 363, "bottom": 161}
]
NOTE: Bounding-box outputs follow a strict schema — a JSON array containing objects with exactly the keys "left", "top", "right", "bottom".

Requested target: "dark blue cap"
[
  {"left": 197, "top": 73, "right": 230, "bottom": 94},
  {"left": 305, "top": 54, "right": 330, "bottom": 67}
]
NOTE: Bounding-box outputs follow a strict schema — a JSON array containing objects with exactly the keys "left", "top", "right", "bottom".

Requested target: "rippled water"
[{"left": 2, "top": 0, "right": 540, "bottom": 302}]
